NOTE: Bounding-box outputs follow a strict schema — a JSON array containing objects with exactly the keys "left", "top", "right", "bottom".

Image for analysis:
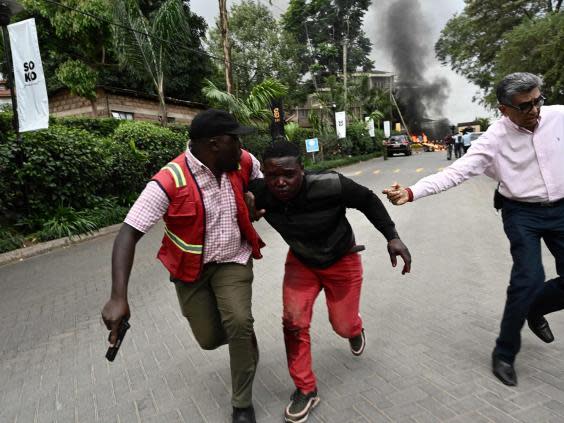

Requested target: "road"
[{"left": 1, "top": 150, "right": 563, "bottom": 423}]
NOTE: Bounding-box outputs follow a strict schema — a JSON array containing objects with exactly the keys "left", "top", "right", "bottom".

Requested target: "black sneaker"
[
  {"left": 349, "top": 329, "right": 366, "bottom": 356},
  {"left": 284, "top": 389, "right": 320, "bottom": 423}
]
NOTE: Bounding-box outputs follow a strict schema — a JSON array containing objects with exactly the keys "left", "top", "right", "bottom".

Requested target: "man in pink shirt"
[
  {"left": 383, "top": 73, "right": 564, "bottom": 387},
  {"left": 101, "top": 109, "right": 263, "bottom": 423}
]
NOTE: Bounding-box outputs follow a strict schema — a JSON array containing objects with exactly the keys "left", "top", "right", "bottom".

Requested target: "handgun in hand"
[{"left": 105, "top": 318, "right": 130, "bottom": 362}]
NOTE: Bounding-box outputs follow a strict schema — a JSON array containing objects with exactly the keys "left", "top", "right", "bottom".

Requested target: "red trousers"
[{"left": 282, "top": 250, "right": 363, "bottom": 393}]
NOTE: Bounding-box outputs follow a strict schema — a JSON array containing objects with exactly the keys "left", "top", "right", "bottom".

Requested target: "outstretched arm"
[
  {"left": 382, "top": 183, "right": 411, "bottom": 205},
  {"left": 341, "top": 175, "right": 412, "bottom": 274}
]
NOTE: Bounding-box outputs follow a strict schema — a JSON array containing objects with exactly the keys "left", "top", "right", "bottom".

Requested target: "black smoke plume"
[{"left": 381, "top": 0, "right": 450, "bottom": 138}]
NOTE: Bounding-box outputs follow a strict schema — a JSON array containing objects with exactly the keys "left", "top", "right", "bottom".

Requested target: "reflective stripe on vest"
[
  {"left": 164, "top": 226, "right": 203, "bottom": 254},
  {"left": 163, "top": 162, "right": 187, "bottom": 188}
]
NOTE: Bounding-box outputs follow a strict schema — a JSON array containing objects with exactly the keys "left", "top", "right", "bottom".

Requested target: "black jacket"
[{"left": 249, "top": 171, "right": 397, "bottom": 268}]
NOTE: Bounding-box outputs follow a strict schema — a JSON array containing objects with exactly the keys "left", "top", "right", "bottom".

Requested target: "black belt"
[{"left": 503, "top": 196, "right": 564, "bottom": 208}]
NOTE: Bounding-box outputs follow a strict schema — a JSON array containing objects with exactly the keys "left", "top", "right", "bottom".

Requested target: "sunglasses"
[{"left": 502, "top": 95, "right": 545, "bottom": 114}]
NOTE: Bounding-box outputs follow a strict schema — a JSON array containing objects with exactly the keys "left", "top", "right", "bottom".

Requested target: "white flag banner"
[
  {"left": 383, "top": 120, "right": 391, "bottom": 138},
  {"left": 365, "top": 117, "right": 375, "bottom": 137},
  {"left": 8, "top": 18, "right": 49, "bottom": 132},
  {"left": 335, "top": 111, "right": 346, "bottom": 139}
]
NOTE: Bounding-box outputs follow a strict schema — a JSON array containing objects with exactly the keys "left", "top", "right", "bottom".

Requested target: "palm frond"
[
  {"left": 152, "top": 0, "right": 191, "bottom": 57},
  {"left": 202, "top": 80, "right": 250, "bottom": 123},
  {"left": 112, "top": 0, "right": 164, "bottom": 87}
]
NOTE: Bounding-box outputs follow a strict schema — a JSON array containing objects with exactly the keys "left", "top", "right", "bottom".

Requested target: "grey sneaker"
[
  {"left": 284, "top": 389, "right": 320, "bottom": 423},
  {"left": 349, "top": 329, "right": 366, "bottom": 356}
]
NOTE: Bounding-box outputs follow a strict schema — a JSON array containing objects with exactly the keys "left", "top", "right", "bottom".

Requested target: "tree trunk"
[
  {"left": 218, "top": 0, "right": 234, "bottom": 94},
  {"left": 90, "top": 99, "right": 98, "bottom": 117},
  {"left": 158, "top": 76, "right": 167, "bottom": 126}
]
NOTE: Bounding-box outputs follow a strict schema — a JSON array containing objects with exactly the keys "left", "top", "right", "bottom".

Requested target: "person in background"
[
  {"left": 444, "top": 133, "right": 454, "bottom": 160},
  {"left": 462, "top": 129, "right": 472, "bottom": 154},
  {"left": 454, "top": 131, "right": 464, "bottom": 158}
]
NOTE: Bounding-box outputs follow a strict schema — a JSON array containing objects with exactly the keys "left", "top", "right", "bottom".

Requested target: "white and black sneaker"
[
  {"left": 284, "top": 389, "right": 320, "bottom": 423},
  {"left": 349, "top": 328, "right": 366, "bottom": 356}
]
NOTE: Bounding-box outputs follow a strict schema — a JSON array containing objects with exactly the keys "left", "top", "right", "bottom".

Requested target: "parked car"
[{"left": 384, "top": 135, "right": 412, "bottom": 156}]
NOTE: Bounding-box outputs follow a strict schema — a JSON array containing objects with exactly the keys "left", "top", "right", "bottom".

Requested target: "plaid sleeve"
[
  {"left": 124, "top": 181, "right": 170, "bottom": 233},
  {"left": 249, "top": 152, "right": 263, "bottom": 179}
]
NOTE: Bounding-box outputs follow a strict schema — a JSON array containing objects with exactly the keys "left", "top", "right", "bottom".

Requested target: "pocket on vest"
[{"left": 168, "top": 200, "right": 197, "bottom": 219}]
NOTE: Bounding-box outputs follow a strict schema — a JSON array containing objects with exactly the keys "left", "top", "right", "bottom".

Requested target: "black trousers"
[
  {"left": 494, "top": 199, "right": 564, "bottom": 363},
  {"left": 454, "top": 143, "right": 463, "bottom": 158}
]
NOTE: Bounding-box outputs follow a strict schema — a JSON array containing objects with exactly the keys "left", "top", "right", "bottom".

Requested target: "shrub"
[
  {"left": 0, "top": 228, "right": 25, "bottom": 253},
  {"left": 38, "top": 205, "right": 98, "bottom": 241},
  {"left": 53, "top": 116, "right": 122, "bottom": 137},
  {"left": 0, "top": 111, "right": 12, "bottom": 144},
  {"left": 347, "top": 120, "right": 373, "bottom": 155},
  {"left": 241, "top": 130, "right": 273, "bottom": 159},
  {"left": 111, "top": 121, "right": 187, "bottom": 179},
  {"left": 0, "top": 125, "right": 108, "bottom": 226}
]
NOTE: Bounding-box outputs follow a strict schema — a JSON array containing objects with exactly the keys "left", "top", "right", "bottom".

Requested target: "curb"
[{"left": 0, "top": 223, "right": 122, "bottom": 268}]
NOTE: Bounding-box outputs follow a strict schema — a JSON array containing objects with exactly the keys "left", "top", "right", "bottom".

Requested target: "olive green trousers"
[{"left": 175, "top": 260, "right": 258, "bottom": 407}]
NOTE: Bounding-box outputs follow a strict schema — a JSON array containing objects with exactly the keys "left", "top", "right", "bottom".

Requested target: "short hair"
[
  {"left": 496, "top": 72, "right": 543, "bottom": 105},
  {"left": 262, "top": 141, "right": 301, "bottom": 162}
]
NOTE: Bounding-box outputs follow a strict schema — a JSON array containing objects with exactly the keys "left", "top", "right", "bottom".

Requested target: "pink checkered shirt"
[{"left": 125, "top": 149, "right": 263, "bottom": 264}]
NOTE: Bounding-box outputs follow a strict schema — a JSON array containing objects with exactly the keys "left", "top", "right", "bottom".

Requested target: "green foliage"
[
  {"left": 0, "top": 125, "right": 108, "bottom": 225},
  {"left": 240, "top": 131, "right": 273, "bottom": 160},
  {"left": 208, "top": 1, "right": 303, "bottom": 106},
  {"left": 0, "top": 229, "right": 25, "bottom": 254},
  {"left": 112, "top": 0, "right": 201, "bottom": 120},
  {"left": 435, "top": 0, "right": 561, "bottom": 106},
  {"left": 202, "top": 79, "right": 288, "bottom": 127},
  {"left": 475, "top": 117, "right": 491, "bottom": 131},
  {"left": 38, "top": 205, "right": 98, "bottom": 241},
  {"left": 305, "top": 152, "right": 381, "bottom": 172},
  {"left": 282, "top": 0, "right": 373, "bottom": 79},
  {"left": 347, "top": 120, "right": 374, "bottom": 155},
  {"left": 53, "top": 116, "right": 123, "bottom": 137},
  {"left": 20, "top": 0, "right": 114, "bottom": 96},
  {"left": 0, "top": 113, "right": 183, "bottom": 236},
  {"left": 55, "top": 60, "right": 98, "bottom": 101},
  {"left": 111, "top": 120, "right": 187, "bottom": 177},
  {"left": 493, "top": 12, "right": 564, "bottom": 105}
]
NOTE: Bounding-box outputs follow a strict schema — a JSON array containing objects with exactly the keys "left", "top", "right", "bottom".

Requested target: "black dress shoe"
[
  {"left": 233, "top": 406, "right": 256, "bottom": 423},
  {"left": 528, "top": 317, "right": 554, "bottom": 343},
  {"left": 492, "top": 354, "right": 517, "bottom": 386}
]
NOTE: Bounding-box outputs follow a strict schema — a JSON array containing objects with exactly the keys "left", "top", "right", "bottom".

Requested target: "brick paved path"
[{"left": 1, "top": 156, "right": 563, "bottom": 422}]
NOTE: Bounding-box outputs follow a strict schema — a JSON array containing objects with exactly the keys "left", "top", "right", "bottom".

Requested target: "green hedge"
[
  {"left": 0, "top": 112, "right": 382, "bottom": 252},
  {"left": 0, "top": 113, "right": 188, "bottom": 238},
  {"left": 52, "top": 116, "right": 122, "bottom": 137}
]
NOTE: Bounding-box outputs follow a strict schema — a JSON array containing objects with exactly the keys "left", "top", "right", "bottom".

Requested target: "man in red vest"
[{"left": 101, "top": 109, "right": 264, "bottom": 423}]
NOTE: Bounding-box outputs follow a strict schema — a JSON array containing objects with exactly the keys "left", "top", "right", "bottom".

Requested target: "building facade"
[{"left": 49, "top": 86, "right": 206, "bottom": 124}]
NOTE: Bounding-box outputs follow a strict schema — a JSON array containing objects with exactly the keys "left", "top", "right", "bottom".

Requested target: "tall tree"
[
  {"left": 435, "top": 0, "right": 561, "bottom": 106},
  {"left": 493, "top": 12, "right": 564, "bottom": 106},
  {"left": 6, "top": 1, "right": 209, "bottom": 108},
  {"left": 208, "top": 1, "right": 304, "bottom": 105},
  {"left": 18, "top": 0, "right": 114, "bottom": 113},
  {"left": 112, "top": 0, "right": 195, "bottom": 123},
  {"left": 218, "top": 0, "right": 233, "bottom": 94},
  {"left": 282, "top": 0, "right": 373, "bottom": 82}
]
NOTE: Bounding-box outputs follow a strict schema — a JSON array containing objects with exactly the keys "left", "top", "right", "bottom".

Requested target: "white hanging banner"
[
  {"left": 383, "top": 120, "right": 391, "bottom": 138},
  {"left": 365, "top": 117, "right": 375, "bottom": 137},
  {"left": 8, "top": 19, "right": 49, "bottom": 132},
  {"left": 335, "top": 111, "right": 346, "bottom": 139}
]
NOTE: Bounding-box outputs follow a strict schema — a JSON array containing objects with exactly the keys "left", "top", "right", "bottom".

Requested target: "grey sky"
[{"left": 190, "top": 0, "right": 494, "bottom": 124}]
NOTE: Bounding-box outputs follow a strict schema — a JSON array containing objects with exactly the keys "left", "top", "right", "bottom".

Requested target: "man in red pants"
[{"left": 248, "top": 141, "right": 411, "bottom": 423}]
